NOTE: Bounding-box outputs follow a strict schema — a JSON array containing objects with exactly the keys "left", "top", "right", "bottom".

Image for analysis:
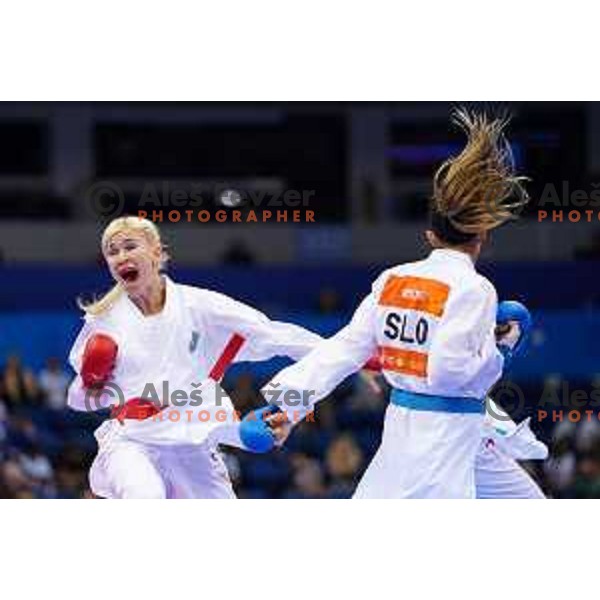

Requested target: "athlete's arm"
[
  {"left": 428, "top": 279, "right": 504, "bottom": 398},
  {"left": 260, "top": 292, "right": 378, "bottom": 420}
]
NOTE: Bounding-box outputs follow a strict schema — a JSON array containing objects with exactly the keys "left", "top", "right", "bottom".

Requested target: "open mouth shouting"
[{"left": 117, "top": 265, "right": 140, "bottom": 284}]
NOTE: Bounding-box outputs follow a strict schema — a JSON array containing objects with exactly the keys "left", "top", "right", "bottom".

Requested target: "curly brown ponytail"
[{"left": 431, "top": 108, "right": 529, "bottom": 243}]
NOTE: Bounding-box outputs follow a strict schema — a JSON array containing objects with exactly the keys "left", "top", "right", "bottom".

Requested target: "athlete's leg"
[
  {"left": 475, "top": 442, "right": 546, "bottom": 499},
  {"left": 158, "top": 443, "right": 236, "bottom": 499},
  {"left": 354, "top": 405, "right": 480, "bottom": 498},
  {"left": 90, "top": 439, "right": 167, "bottom": 499}
]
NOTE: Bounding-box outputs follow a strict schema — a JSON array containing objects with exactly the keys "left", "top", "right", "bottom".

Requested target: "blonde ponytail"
[{"left": 77, "top": 284, "right": 124, "bottom": 316}]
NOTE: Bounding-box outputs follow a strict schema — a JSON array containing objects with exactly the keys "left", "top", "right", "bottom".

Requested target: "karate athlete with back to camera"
[
  {"left": 67, "top": 216, "right": 326, "bottom": 499},
  {"left": 264, "top": 110, "right": 546, "bottom": 499},
  {"left": 363, "top": 301, "right": 547, "bottom": 500}
]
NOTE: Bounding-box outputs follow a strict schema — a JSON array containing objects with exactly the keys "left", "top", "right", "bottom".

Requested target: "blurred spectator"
[
  {"left": 348, "top": 372, "right": 387, "bottom": 412},
  {"left": 221, "top": 240, "right": 255, "bottom": 266},
  {"left": 314, "top": 400, "right": 338, "bottom": 431},
  {"left": 325, "top": 434, "right": 364, "bottom": 498},
  {"left": 288, "top": 453, "right": 326, "bottom": 498},
  {"left": 39, "top": 357, "right": 70, "bottom": 411},
  {"left": 571, "top": 442, "right": 600, "bottom": 498},
  {"left": 19, "top": 443, "right": 54, "bottom": 483},
  {"left": 7, "top": 415, "right": 39, "bottom": 450},
  {"left": 552, "top": 417, "right": 577, "bottom": 444},
  {"left": 52, "top": 446, "right": 90, "bottom": 499},
  {"left": 54, "top": 464, "right": 86, "bottom": 498},
  {"left": 1, "top": 459, "right": 33, "bottom": 498},
  {"left": 1, "top": 354, "right": 41, "bottom": 410},
  {"left": 317, "top": 287, "right": 341, "bottom": 315},
  {"left": 575, "top": 419, "right": 600, "bottom": 453},
  {"left": 543, "top": 431, "right": 576, "bottom": 496}
]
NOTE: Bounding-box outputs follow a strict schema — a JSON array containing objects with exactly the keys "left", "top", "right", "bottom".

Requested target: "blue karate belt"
[{"left": 390, "top": 389, "right": 485, "bottom": 414}]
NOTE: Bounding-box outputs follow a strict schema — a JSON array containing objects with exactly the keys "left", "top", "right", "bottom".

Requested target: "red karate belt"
[{"left": 110, "top": 398, "right": 162, "bottom": 423}]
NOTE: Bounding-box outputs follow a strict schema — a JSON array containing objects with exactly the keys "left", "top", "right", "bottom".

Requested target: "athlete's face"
[{"left": 103, "top": 229, "right": 161, "bottom": 293}]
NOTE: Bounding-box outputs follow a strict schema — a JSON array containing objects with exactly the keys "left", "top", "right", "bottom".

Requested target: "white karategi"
[
  {"left": 67, "top": 276, "right": 322, "bottom": 499},
  {"left": 476, "top": 400, "right": 546, "bottom": 499},
  {"left": 264, "top": 248, "right": 546, "bottom": 498}
]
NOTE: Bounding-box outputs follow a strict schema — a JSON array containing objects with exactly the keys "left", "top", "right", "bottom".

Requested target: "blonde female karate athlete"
[
  {"left": 264, "top": 110, "right": 535, "bottom": 499},
  {"left": 67, "top": 216, "right": 324, "bottom": 499}
]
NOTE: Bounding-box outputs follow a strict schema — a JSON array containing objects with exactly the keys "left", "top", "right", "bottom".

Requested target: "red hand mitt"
[{"left": 81, "top": 333, "right": 118, "bottom": 389}]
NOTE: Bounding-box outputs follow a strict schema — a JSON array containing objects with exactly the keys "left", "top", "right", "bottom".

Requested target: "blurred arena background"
[{"left": 0, "top": 101, "right": 598, "bottom": 499}]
